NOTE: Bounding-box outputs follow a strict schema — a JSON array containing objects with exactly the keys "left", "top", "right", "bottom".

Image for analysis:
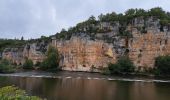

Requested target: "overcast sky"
[{"left": 0, "top": 0, "right": 170, "bottom": 39}]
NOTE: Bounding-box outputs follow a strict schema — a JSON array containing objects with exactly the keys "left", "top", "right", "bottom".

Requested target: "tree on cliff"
[
  {"left": 98, "top": 12, "right": 118, "bottom": 22},
  {"left": 125, "top": 9, "right": 136, "bottom": 17},
  {"left": 40, "top": 45, "right": 60, "bottom": 71},
  {"left": 149, "top": 7, "right": 166, "bottom": 18},
  {"left": 54, "top": 7, "right": 170, "bottom": 39},
  {"left": 88, "top": 15, "right": 97, "bottom": 24}
]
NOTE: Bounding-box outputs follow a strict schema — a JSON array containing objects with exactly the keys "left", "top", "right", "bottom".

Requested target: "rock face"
[
  {"left": 52, "top": 35, "right": 117, "bottom": 72},
  {"left": 127, "top": 17, "right": 170, "bottom": 70},
  {"left": 2, "top": 47, "right": 24, "bottom": 65},
  {"left": 2, "top": 16, "right": 170, "bottom": 72},
  {"left": 51, "top": 16, "right": 170, "bottom": 72},
  {"left": 2, "top": 42, "right": 48, "bottom": 65},
  {"left": 129, "top": 32, "right": 170, "bottom": 70},
  {"left": 23, "top": 43, "right": 47, "bottom": 65}
]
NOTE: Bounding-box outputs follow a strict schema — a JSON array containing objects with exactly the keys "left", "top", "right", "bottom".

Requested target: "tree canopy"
[
  {"left": 1, "top": 7, "right": 170, "bottom": 51},
  {"left": 155, "top": 55, "right": 170, "bottom": 76},
  {"left": 108, "top": 57, "right": 135, "bottom": 75},
  {"left": 55, "top": 7, "right": 170, "bottom": 40},
  {"left": 40, "top": 45, "right": 60, "bottom": 71}
]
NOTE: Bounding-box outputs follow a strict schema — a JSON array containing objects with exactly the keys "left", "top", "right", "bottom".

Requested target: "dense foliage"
[
  {"left": 1, "top": 7, "right": 170, "bottom": 47},
  {"left": 98, "top": 7, "right": 170, "bottom": 25},
  {"left": 1, "top": 7, "right": 170, "bottom": 76},
  {"left": 23, "top": 58, "right": 33, "bottom": 69},
  {"left": 0, "top": 36, "right": 50, "bottom": 53},
  {"left": 54, "top": 7, "right": 170, "bottom": 39},
  {"left": 0, "top": 86, "right": 41, "bottom": 100},
  {"left": 0, "top": 59, "right": 15, "bottom": 73},
  {"left": 155, "top": 55, "right": 170, "bottom": 76},
  {"left": 108, "top": 57, "right": 135, "bottom": 75},
  {"left": 0, "top": 39, "right": 26, "bottom": 52},
  {"left": 40, "top": 46, "right": 59, "bottom": 71}
]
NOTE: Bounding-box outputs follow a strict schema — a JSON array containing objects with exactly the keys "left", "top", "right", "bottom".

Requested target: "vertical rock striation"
[{"left": 52, "top": 35, "right": 117, "bottom": 72}]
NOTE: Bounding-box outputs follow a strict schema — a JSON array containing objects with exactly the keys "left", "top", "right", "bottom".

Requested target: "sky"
[{"left": 0, "top": 0, "right": 170, "bottom": 39}]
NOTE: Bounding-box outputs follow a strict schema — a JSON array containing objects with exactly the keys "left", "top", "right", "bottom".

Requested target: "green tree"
[
  {"left": 60, "top": 28, "right": 67, "bottom": 33},
  {"left": 21, "top": 36, "right": 24, "bottom": 41},
  {"left": 58, "top": 28, "right": 69, "bottom": 39},
  {"left": 98, "top": 12, "right": 117, "bottom": 22},
  {"left": 108, "top": 57, "right": 135, "bottom": 74},
  {"left": 98, "top": 13, "right": 105, "bottom": 21},
  {"left": 41, "top": 46, "right": 59, "bottom": 70},
  {"left": 23, "top": 58, "right": 33, "bottom": 69},
  {"left": 108, "top": 63, "right": 121, "bottom": 74},
  {"left": 0, "top": 39, "right": 26, "bottom": 52},
  {"left": 88, "top": 15, "right": 96, "bottom": 23},
  {"left": 149, "top": 7, "right": 165, "bottom": 17},
  {"left": 155, "top": 55, "right": 170, "bottom": 76},
  {"left": 0, "top": 59, "right": 15, "bottom": 73},
  {"left": 125, "top": 9, "right": 136, "bottom": 17},
  {"left": 160, "top": 19, "right": 169, "bottom": 26},
  {"left": 40, "top": 35, "right": 50, "bottom": 42}
]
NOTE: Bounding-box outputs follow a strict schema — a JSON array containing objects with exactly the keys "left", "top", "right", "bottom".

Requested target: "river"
[{"left": 0, "top": 71, "right": 170, "bottom": 100}]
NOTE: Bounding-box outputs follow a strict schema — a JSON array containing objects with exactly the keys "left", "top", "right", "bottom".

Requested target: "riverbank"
[{"left": 0, "top": 70, "right": 170, "bottom": 83}]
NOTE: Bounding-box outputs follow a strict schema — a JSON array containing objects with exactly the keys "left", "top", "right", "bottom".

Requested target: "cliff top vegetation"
[
  {"left": 1, "top": 7, "right": 170, "bottom": 52},
  {"left": 55, "top": 7, "right": 170, "bottom": 39}
]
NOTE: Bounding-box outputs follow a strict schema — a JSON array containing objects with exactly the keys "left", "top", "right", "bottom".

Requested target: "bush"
[
  {"left": 40, "top": 59, "right": 48, "bottom": 70},
  {"left": 35, "top": 61, "right": 41, "bottom": 67},
  {"left": 108, "top": 57, "right": 135, "bottom": 75},
  {"left": 155, "top": 55, "right": 170, "bottom": 76},
  {"left": 0, "top": 59, "right": 15, "bottom": 73},
  {"left": 101, "top": 67, "right": 111, "bottom": 75},
  {"left": 0, "top": 86, "right": 41, "bottom": 100},
  {"left": 40, "top": 46, "right": 59, "bottom": 71},
  {"left": 23, "top": 59, "right": 33, "bottom": 69},
  {"left": 108, "top": 63, "right": 121, "bottom": 74}
]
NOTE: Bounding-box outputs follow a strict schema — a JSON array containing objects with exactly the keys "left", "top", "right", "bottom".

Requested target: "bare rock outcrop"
[
  {"left": 51, "top": 16, "right": 170, "bottom": 72},
  {"left": 2, "top": 16, "right": 170, "bottom": 72},
  {"left": 52, "top": 35, "right": 117, "bottom": 72}
]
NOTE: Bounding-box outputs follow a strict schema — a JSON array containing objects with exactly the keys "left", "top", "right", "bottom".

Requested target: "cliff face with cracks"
[
  {"left": 2, "top": 16, "right": 170, "bottom": 72},
  {"left": 128, "top": 31, "right": 170, "bottom": 70},
  {"left": 51, "top": 17, "right": 170, "bottom": 72},
  {"left": 52, "top": 35, "right": 117, "bottom": 72}
]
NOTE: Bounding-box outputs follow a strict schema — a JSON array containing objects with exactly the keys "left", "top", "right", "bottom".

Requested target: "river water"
[{"left": 0, "top": 71, "right": 170, "bottom": 100}]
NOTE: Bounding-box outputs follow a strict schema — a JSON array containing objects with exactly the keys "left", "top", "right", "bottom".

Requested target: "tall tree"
[
  {"left": 41, "top": 45, "right": 60, "bottom": 70},
  {"left": 21, "top": 36, "right": 24, "bottom": 41}
]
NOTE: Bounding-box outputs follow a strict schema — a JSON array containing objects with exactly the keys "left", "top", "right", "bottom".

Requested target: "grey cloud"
[{"left": 0, "top": 0, "right": 170, "bottom": 39}]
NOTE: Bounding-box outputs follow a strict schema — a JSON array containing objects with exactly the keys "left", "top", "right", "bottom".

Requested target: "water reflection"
[{"left": 0, "top": 76, "right": 170, "bottom": 100}]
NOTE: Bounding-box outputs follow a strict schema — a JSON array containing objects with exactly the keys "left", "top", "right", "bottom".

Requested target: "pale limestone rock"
[
  {"left": 52, "top": 36, "right": 117, "bottom": 72},
  {"left": 2, "top": 47, "right": 23, "bottom": 65},
  {"left": 129, "top": 32, "right": 170, "bottom": 69},
  {"left": 3, "top": 16, "right": 170, "bottom": 72},
  {"left": 23, "top": 43, "right": 46, "bottom": 65}
]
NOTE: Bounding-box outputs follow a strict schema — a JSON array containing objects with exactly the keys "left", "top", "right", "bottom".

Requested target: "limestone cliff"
[
  {"left": 23, "top": 43, "right": 47, "bottom": 65},
  {"left": 51, "top": 16, "right": 170, "bottom": 72},
  {"left": 52, "top": 35, "right": 117, "bottom": 72},
  {"left": 2, "top": 47, "right": 24, "bottom": 65},
  {"left": 2, "top": 15, "right": 170, "bottom": 72},
  {"left": 2, "top": 41, "right": 48, "bottom": 65}
]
